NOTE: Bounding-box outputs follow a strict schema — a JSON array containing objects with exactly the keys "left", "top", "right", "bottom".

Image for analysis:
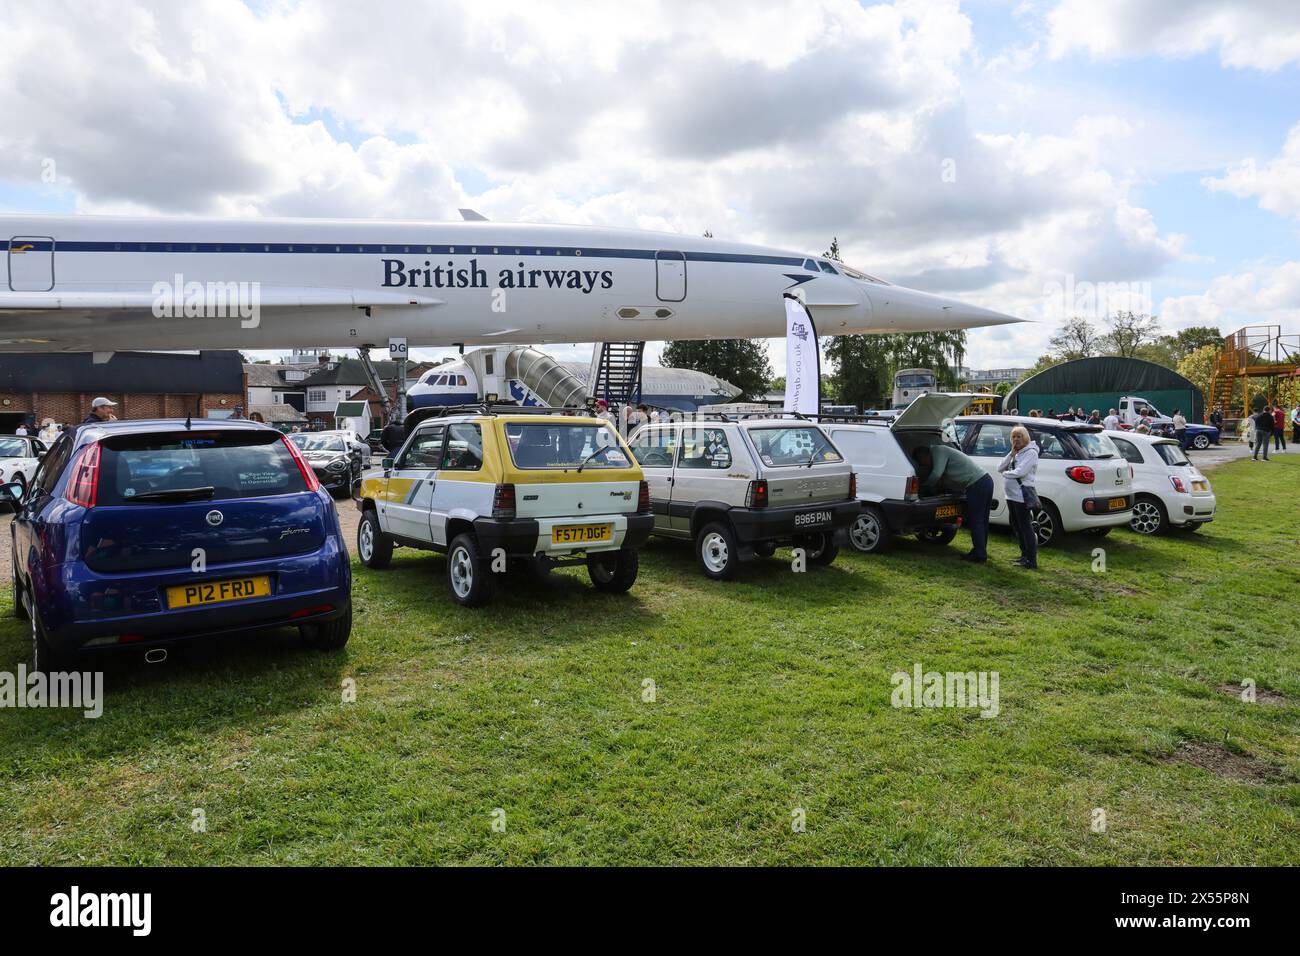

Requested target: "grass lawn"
[{"left": 1, "top": 455, "right": 1297, "bottom": 865}]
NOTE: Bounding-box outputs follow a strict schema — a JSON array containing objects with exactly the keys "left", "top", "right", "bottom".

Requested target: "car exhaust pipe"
[{"left": 144, "top": 648, "right": 168, "bottom": 664}]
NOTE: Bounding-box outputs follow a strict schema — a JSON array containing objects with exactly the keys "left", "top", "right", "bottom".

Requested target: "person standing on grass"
[
  {"left": 1273, "top": 404, "right": 1287, "bottom": 453},
  {"left": 1291, "top": 402, "right": 1300, "bottom": 444},
  {"left": 1252, "top": 405, "right": 1274, "bottom": 461},
  {"left": 998, "top": 425, "right": 1039, "bottom": 570},
  {"left": 1172, "top": 409, "right": 1188, "bottom": 449},
  {"left": 911, "top": 444, "right": 995, "bottom": 564}
]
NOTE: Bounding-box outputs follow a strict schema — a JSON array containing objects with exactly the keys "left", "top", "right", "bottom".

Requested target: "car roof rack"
[{"left": 403, "top": 402, "right": 590, "bottom": 430}]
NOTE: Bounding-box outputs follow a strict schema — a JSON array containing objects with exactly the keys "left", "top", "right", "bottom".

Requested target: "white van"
[{"left": 821, "top": 393, "right": 979, "bottom": 554}]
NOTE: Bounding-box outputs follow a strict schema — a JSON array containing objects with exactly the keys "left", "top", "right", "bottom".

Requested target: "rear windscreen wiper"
[{"left": 123, "top": 486, "right": 216, "bottom": 503}]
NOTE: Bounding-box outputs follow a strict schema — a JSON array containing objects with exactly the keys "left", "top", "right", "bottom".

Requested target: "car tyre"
[
  {"left": 1128, "top": 495, "right": 1167, "bottom": 535},
  {"left": 447, "top": 533, "right": 494, "bottom": 607},
  {"left": 916, "top": 526, "right": 958, "bottom": 546},
  {"left": 802, "top": 531, "right": 839, "bottom": 566},
  {"left": 1192, "top": 433, "right": 1210, "bottom": 450},
  {"left": 31, "top": 606, "right": 73, "bottom": 676},
  {"left": 357, "top": 510, "right": 393, "bottom": 569},
  {"left": 301, "top": 602, "right": 352, "bottom": 650},
  {"left": 697, "top": 521, "right": 739, "bottom": 581},
  {"left": 1031, "top": 501, "right": 1062, "bottom": 548},
  {"left": 587, "top": 549, "right": 639, "bottom": 593},
  {"left": 11, "top": 560, "right": 27, "bottom": 621},
  {"left": 848, "top": 506, "right": 890, "bottom": 553}
]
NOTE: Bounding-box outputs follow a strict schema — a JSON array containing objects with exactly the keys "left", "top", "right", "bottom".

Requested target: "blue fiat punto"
[{"left": 5, "top": 418, "right": 352, "bottom": 673}]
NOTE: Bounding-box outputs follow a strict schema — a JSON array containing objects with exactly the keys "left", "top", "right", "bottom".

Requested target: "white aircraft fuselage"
[{"left": 0, "top": 215, "right": 1019, "bottom": 351}]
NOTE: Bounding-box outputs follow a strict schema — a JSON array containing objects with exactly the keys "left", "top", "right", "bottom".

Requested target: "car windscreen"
[
  {"left": 97, "top": 430, "right": 309, "bottom": 505},
  {"left": 1072, "top": 431, "right": 1120, "bottom": 459},
  {"left": 0, "top": 438, "right": 27, "bottom": 458},
  {"left": 291, "top": 434, "right": 347, "bottom": 452},
  {"left": 1155, "top": 443, "right": 1191, "bottom": 466},
  {"left": 748, "top": 426, "right": 842, "bottom": 467},
  {"left": 505, "top": 422, "right": 630, "bottom": 469}
]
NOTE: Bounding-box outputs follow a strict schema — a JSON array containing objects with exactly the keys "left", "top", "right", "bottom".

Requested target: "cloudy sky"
[{"left": 2, "top": 0, "right": 1298, "bottom": 371}]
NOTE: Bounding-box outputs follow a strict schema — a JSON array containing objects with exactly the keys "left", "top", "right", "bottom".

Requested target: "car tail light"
[
  {"left": 849, "top": 472, "right": 857, "bottom": 499},
  {"left": 905, "top": 475, "right": 919, "bottom": 500},
  {"left": 1066, "top": 465, "right": 1095, "bottom": 484},
  {"left": 281, "top": 435, "right": 321, "bottom": 492},
  {"left": 637, "top": 480, "right": 651, "bottom": 514},
  {"left": 746, "top": 479, "right": 768, "bottom": 509},
  {"left": 492, "top": 483, "right": 516, "bottom": 519},
  {"left": 66, "top": 442, "right": 102, "bottom": 508},
  {"left": 1170, "top": 475, "right": 1187, "bottom": 493}
]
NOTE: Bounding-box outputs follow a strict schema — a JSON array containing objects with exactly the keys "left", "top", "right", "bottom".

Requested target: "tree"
[
  {"left": 824, "top": 334, "right": 892, "bottom": 409},
  {"left": 1176, "top": 344, "right": 1219, "bottom": 411},
  {"left": 661, "top": 338, "right": 773, "bottom": 400},
  {"left": 1049, "top": 317, "right": 1102, "bottom": 360},
  {"left": 1101, "top": 311, "right": 1161, "bottom": 358},
  {"left": 1170, "top": 326, "right": 1224, "bottom": 360}
]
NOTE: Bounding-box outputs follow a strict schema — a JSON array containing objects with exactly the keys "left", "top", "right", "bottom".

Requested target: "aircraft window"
[
  {"left": 819, "top": 261, "right": 838, "bottom": 274},
  {"left": 803, "top": 259, "right": 819, "bottom": 272},
  {"left": 457, "top": 375, "right": 468, "bottom": 386}
]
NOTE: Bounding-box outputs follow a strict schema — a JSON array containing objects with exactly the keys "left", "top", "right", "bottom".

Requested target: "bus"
[{"left": 892, "top": 368, "right": 937, "bottom": 409}]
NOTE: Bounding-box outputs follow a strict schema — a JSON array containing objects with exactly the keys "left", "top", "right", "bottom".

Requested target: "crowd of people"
[{"left": 1245, "top": 402, "right": 1298, "bottom": 461}]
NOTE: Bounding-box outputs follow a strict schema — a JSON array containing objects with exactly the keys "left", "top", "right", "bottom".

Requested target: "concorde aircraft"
[{"left": 0, "top": 212, "right": 1019, "bottom": 354}]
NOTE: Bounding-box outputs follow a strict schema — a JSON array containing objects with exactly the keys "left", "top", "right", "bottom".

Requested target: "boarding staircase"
[
  {"left": 588, "top": 341, "right": 646, "bottom": 406},
  {"left": 1207, "top": 326, "right": 1300, "bottom": 420}
]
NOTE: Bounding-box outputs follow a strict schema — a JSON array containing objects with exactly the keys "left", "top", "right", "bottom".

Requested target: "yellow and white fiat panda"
[{"left": 355, "top": 406, "right": 653, "bottom": 606}]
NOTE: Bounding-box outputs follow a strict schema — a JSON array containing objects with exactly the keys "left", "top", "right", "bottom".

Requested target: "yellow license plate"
[
  {"left": 934, "top": 504, "right": 961, "bottom": 518},
  {"left": 1192, "top": 481, "right": 1207, "bottom": 491},
  {"left": 1108, "top": 497, "right": 1128, "bottom": 510},
  {"left": 551, "top": 523, "right": 612, "bottom": 544},
  {"left": 167, "top": 576, "right": 271, "bottom": 608}
]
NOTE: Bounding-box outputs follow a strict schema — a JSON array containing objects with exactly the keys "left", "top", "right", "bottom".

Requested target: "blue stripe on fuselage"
[{"left": 43, "top": 239, "right": 805, "bottom": 267}]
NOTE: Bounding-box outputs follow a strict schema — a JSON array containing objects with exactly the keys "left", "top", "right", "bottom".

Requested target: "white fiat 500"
[
  {"left": 1105, "top": 430, "right": 1216, "bottom": 534},
  {"left": 0, "top": 434, "right": 46, "bottom": 502}
]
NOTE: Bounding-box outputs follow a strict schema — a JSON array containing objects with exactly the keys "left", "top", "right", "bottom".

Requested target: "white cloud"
[
  {"left": 1046, "top": 0, "right": 1300, "bottom": 70},
  {"left": 0, "top": 0, "right": 1200, "bottom": 368},
  {"left": 1160, "top": 260, "right": 1300, "bottom": 330},
  {"left": 1205, "top": 122, "right": 1300, "bottom": 219}
]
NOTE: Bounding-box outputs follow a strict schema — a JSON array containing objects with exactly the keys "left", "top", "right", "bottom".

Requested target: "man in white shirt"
[
  {"left": 1172, "top": 409, "right": 1188, "bottom": 448},
  {"left": 1103, "top": 408, "right": 1120, "bottom": 430},
  {"left": 14, "top": 423, "right": 27, "bottom": 436}
]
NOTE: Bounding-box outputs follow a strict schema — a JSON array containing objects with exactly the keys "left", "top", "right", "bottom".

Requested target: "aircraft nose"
[{"left": 862, "top": 284, "right": 1021, "bottom": 332}]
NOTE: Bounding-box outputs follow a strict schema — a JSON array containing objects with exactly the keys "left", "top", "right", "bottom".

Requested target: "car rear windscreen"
[
  {"left": 1073, "top": 431, "right": 1120, "bottom": 459},
  {"left": 505, "top": 422, "right": 630, "bottom": 469},
  {"left": 748, "top": 426, "right": 843, "bottom": 466},
  {"left": 96, "top": 431, "right": 309, "bottom": 505}
]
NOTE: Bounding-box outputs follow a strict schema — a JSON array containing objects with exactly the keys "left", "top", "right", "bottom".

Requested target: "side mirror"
[
  {"left": 0, "top": 481, "right": 26, "bottom": 503},
  {"left": 382, "top": 457, "right": 394, "bottom": 471}
]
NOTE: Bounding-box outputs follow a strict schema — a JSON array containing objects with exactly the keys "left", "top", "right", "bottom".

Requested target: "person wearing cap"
[
  {"left": 594, "top": 398, "right": 617, "bottom": 428},
  {"left": 83, "top": 397, "right": 118, "bottom": 424}
]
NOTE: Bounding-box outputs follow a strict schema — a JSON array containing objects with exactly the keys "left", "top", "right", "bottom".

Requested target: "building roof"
[
  {"left": 244, "top": 363, "right": 293, "bottom": 388},
  {"left": 299, "top": 357, "right": 401, "bottom": 388},
  {"left": 0, "top": 351, "right": 243, "bottom": 394},
  {"left": 247, "top": 403, "right": 307, "bottom": 423}
]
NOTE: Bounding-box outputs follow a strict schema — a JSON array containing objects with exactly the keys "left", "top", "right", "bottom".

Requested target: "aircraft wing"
[{"left": 0, "top": 288, "right": 443, "bottom": 311}]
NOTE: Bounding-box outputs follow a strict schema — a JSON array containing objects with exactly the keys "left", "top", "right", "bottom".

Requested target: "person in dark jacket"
[
  {"left": 82, "top": 397, "right": 118, "bottom": 424},
  {"left": 381, "top": 418, "right": 406, "bottom": 454},
  {"left": 1252, "top": 406, "right": 1274, "bottom": 461},
  {"left": 1273, "top": 404, "right": 1287, "bottom": 452}
]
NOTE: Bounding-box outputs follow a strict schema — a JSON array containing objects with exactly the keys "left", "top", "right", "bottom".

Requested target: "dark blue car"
[{"left": 5, "top": 418, "right": 352, "bottom": 673}]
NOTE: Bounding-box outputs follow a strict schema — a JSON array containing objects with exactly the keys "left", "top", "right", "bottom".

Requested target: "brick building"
[{"left": 0, "top": 351, "right": 246, "bottom": 431}]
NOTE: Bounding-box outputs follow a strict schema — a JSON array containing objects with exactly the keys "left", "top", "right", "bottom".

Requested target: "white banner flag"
[{"left": 783, "top": 294, "right": 820, "bottom": 415}]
